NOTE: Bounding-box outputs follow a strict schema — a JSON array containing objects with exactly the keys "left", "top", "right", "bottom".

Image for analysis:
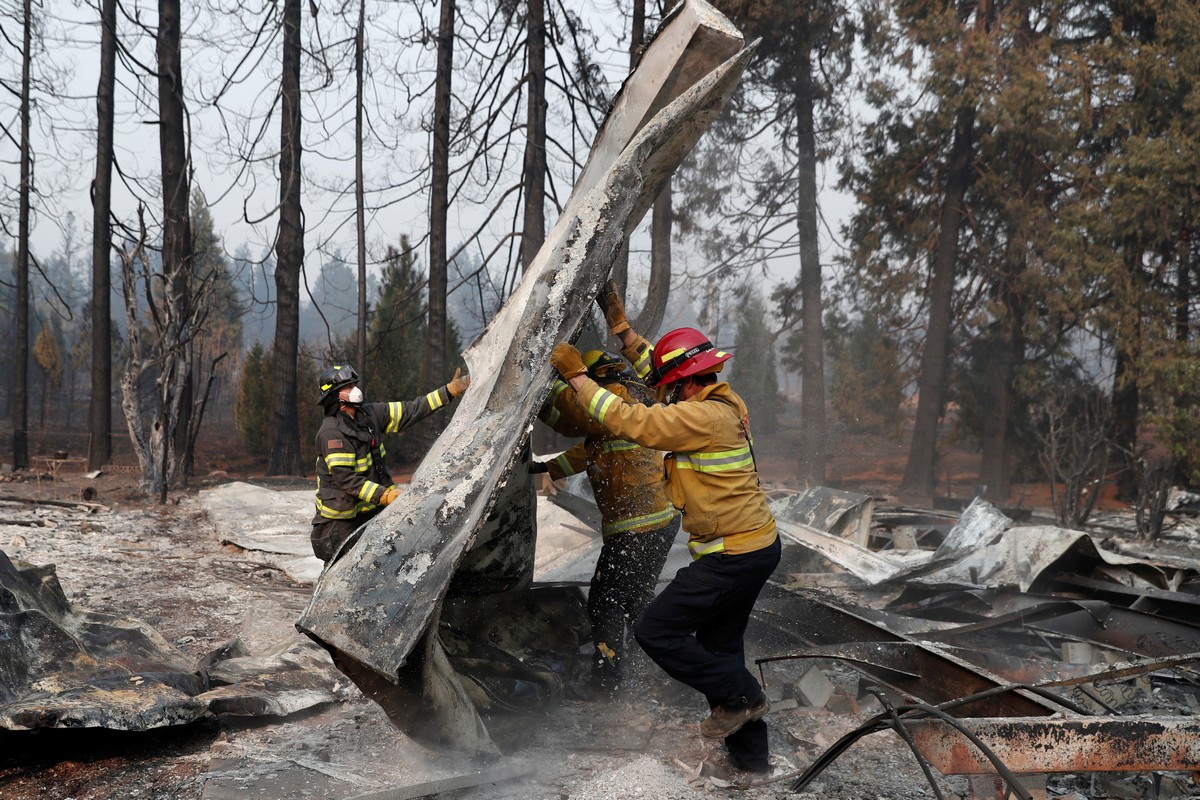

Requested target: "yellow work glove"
[
  {"left": 551, "top": 343, "right": 588, "bottom": 381},
  {"left": 596, "top": 280, "right": 630, "bottom": 335},
  {"left": 379, "top": 486, "right": 401, "bottom": 506},
  {"left": 446, "top": 367, "right": 470, "bottom": 398}
]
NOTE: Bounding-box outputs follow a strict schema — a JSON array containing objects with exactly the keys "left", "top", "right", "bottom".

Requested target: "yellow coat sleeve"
[
  {"left": 546, "top": 442, "right": 587, "bottom": 480},
  {"left": 572, "top": 377, "right": 716, "bottom": 453}
]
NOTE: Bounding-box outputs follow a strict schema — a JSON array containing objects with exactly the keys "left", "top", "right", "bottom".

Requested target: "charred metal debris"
[{"left": 756, "top": 487, "right": 1200, "bottom": 798}]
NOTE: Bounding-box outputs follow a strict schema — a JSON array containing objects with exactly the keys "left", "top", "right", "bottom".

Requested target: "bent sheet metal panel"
[
  {"left": 296, "top": 0, "right": 751, "bottom": 749},
  {"left": 753, "top": 585, "right": 1067, "bottom": 718}
]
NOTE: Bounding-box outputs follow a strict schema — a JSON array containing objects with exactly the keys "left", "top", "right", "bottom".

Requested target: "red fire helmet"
[{"left": 651, "top": 327, "right": 731, "bottom": 386}]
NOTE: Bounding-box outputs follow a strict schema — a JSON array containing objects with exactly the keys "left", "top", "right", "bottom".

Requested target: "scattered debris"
[
  {"left": 759, "top": 489, "right": 1200, "bottom": 798},
  {"left": 0, "top": 548, "right": 343, "bottom": 731}
]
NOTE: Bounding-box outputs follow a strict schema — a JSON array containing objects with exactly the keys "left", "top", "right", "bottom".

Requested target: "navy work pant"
[
  {"left": 588, "top": 514, "right": 680, "bottom": 673},
  {"left": 634, "top": 536, "right": 781, "bottom": 771}
]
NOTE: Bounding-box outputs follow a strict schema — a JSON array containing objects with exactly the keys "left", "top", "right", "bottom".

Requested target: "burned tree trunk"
[
  {"left": 89, "top": 0, "right": 117, "bottom": 472},
  {"left": 899, "top": 104, "right": 976, "bottom": 500},
  {"left": 268, "top": 0, "right": 305, "bottom": 476},
  {"left": 12, "top": 0, "right": 32, "bottom": 470},
  {"left": 157, "top": 0, "right": 193, "bottom": 496},
  {"left": 632, "top": 0, "right": 673, "bottom": 339},
  {"left": 636, "top": 183, "right": 672, "bottom": 338},
  {"left": 116, "top": 208, "right": 215, "bottom": 497},
  {"left": 426, "top": 0, "right": 455, "bottom": 395},
  {"left": 795, "top": 47, "right": 826, "bottom": 487},
  {"left": 520, "top": 0, "right": 547, "bottom": 272},
  {"left": 354, "top": 0, "right": 367, "bottom": 369}
]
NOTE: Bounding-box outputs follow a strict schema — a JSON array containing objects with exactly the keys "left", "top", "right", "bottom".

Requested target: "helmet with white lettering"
[{"left": 649, "top": 328, "right": 730, "bottom": 387}]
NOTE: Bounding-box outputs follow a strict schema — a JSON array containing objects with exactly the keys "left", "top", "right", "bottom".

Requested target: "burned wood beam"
[
  {"left": 754, "top": 586, "right": 1068, "bottom": 718},
  {"left": 0, "top": 496, "right": 108, "bottom": 512},
  {"left": 907, "top": 717, "right": 1200, "bottom": 774}
]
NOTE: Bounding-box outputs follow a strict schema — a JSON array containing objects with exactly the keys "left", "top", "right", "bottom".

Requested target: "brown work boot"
[{"left": 699, "top": 694, "right": 769, "bottom": 739}]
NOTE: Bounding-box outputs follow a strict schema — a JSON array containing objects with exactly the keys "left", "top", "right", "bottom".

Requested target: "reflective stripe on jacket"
[
  {"left": 621, "top": 334, "right": 655, "bottom": 382},
  {"left": 312, "top": 387, "right": 452, "bottom": 522},
  {"left": 572, "top": 377, "right": 776, "bottom": 556},
  {"left": 540, "top": 379, "right": 676, "bottom": 538}
]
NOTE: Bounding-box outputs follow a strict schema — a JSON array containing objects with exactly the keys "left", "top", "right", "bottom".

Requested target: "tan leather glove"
[
  {"left": 596, "top": 280, "right": 630, "bottom": 335},
  {"left": 551, "top": 343, "right": 587, "bottom": 380},
  {"left": 379, "top": 486, "right": 401, "bottom": 506},
  {"left": 446, "top": 367, "right": 470, "bottom": 398}
]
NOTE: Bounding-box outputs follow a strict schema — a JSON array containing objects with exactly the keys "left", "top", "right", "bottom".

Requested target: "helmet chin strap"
[{"left": 664, "top": 381, "right": 684, "bottom": 405}]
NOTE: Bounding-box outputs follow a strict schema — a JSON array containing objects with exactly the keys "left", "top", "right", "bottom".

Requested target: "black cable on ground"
[
  {"left": 893, "top": 700, "right": 1033, "bottom": 800},
  {"left": 787, "top": 699, "right": 1033, "bottom": 799},
  {"left": 867, "top": 686, "right": 946, "bottom": 800}
]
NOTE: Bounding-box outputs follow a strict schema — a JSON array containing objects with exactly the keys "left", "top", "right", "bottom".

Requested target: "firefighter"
[
  {"left": 310, "top": 363, "right": 470, "bottom": 562},
  {"left": 548, "top": 288, "right": 780, "bottom": 774},
  {"left": 535, "top": 350, "right": 680, "bottom": 693}
]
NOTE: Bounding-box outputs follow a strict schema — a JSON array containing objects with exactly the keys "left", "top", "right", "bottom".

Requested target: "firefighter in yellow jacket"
[
  {"left": 549, "top": 289, "right": 780, "bottom": 774},
  {"left": 310, "top": 363, "right": 469, "bottom": 562},
  {"left": 536, "top": 351, "right": 680, "bottom": 692}
]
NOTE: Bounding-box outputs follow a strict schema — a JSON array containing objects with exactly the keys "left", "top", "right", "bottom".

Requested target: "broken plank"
[{"left": 0, "top": 495, "right": 109, "bottom": 512}]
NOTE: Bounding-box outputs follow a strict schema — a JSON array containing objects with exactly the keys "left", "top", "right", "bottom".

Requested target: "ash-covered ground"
[{"left": 0, "top": 473, "right": 972, "bottom": 800}]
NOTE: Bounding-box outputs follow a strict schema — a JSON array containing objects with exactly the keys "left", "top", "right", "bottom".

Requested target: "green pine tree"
[
  {"left": 827, "top": 311, "right": 902, "bottom": 438},
  {"left": 729, "top": 292, "right": 780, "bottom": 436},
  {"left": 235, "top": 342, "right": 270, "bottom": 457},
  {"left": 365, "top": 236, "right": 464, "bottom": 463}
]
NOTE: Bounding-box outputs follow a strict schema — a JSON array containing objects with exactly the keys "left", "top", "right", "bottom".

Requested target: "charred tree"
[
  {"left": 116, "top": 207, "right": 217, "bottom": 497},
  {"left": 426, "top": 0, "right": 455, "bottom": 395},
  {"left": 898, "top": 103, "right": 976, "bottom": 499},
  {"left": 632, "top": 0, "right": 673, "bottom": 339},
  {"left": 354, "top": 0, "right": 368, "bottom": 370},
  {"left": 268, "top": 0, "right": 306, "bottom": 476},
  {"left": 520, "top": 0, "right": 547, "bottom": 272},
  {"left": 88, "top": 0, "right": 117, "bottom": 471},
  {"left": 157, "top": 0, "right": 194, "bottom": 495},
  {"left": 637, "top": 183, "right": 672, "bottom": 338},
  {"left": 11, "top": 0, "right": 32, "bottom": 470},
  {"left": 1110, "top": 343, "right": 1139, "bottom": 498},
  {"left": 794, "top": 43, "right": 826, "bottom": 486}
]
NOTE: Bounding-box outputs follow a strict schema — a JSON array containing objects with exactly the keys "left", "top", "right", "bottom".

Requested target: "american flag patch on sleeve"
[{"left": 327, "top": 438, "right": 343, "bottom": 449}]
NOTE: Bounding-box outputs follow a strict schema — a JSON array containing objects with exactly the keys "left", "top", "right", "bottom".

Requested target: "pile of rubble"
[{"left": 755, "top": 487, "right": 1200, "bottom": 799}]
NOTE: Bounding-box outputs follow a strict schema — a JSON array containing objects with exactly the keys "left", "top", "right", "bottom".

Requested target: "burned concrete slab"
[{"left": 297, "top": 0, "right": 754, "bottom": 755}]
